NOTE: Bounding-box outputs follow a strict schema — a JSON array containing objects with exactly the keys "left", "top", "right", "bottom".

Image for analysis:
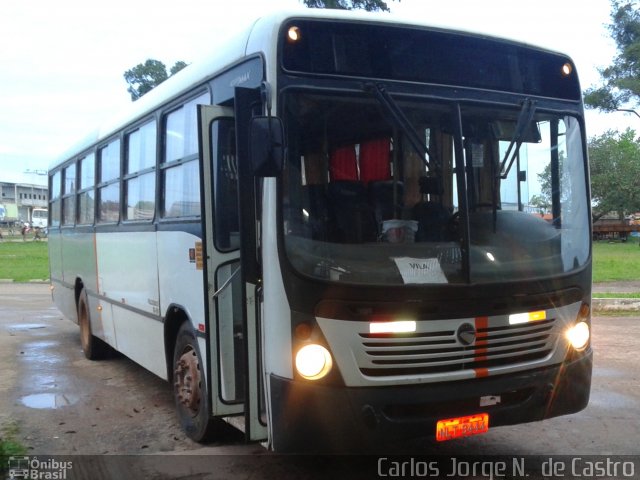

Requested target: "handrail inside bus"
[{"left": 211, "top": 266, "right": 241, "bottom": 299}]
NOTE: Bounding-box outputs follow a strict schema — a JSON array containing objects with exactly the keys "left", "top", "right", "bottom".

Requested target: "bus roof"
[{"left": 50, "top": 8, "right": 571, "bottom": 171}]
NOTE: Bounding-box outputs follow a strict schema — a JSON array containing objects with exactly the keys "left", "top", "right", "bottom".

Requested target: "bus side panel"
[
  {"left": 95, "top": 231, "right": 159, "bottom": 316},
  {"left": 97, "top": 302, "right": 117, "bottom": 347},
  {"left": 156, "top": 229, "right": 207, "bottom": 370},
  {"left": 48, "top": 229, "right": 63, "bottom": 288},
  {"left": 95, "top": 231, "right": 163, "bottom": 371},
  {"left": 156, "top": 230, "right": 205, "bottom": 325},
  {"left": 61, "top": 229, "right": 97, "bottom": 292},
  {"left": 262, "top": 179, "right": 293, "bottom": 379},
  {"left": 49, "top": 229, "right": 76, "bottom": 322},
  {"left": 111, "top": 304, "right": 166, "bottom": 379}
]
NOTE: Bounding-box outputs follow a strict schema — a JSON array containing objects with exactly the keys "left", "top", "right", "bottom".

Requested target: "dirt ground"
[
  {"left": 2, "top": 283, "right": 639, "bottom": 479},
  {"left": 0, "top": 283, "right": 249, "bottom": 456},
  {"left": 592, "top": 280, "right": 640, "bottom": 294}
]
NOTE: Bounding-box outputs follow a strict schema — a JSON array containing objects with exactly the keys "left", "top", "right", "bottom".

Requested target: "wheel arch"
[
  {"left": 164, "top": 304, "right": 193, "bottom": 383},
  {"left": 74, "top": 277, "right": 85, "bottom": 320}
]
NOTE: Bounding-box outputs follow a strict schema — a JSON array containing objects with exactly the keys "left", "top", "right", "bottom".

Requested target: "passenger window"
[
  {"left": 161, "top": 92, "right": 209, "bottom": 218},
  {"left": 98, "top": 139, "right": 121, "bottom": 223},
  {"left": 125, "top": 121, "right": 156, "bottom": 221},
  {"left": 50, "top": 171, "right": 62, "bottom": 227},
  {"left": 78, "top": 153, "right": 96, "bottom": 225},
  {"left": 62, "top": 163, "right": 76, "bottom": 226}
]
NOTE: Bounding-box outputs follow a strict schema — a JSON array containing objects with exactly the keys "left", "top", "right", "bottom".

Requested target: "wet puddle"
[
  {"left": 21, "top": 393, "right": 78, "bottom": 409},
  {"left": 7, "top": 323, "right": 47, "bottom": 331},
  {"left": 24, "top": 340, "right": 57, "bottom": 349}
]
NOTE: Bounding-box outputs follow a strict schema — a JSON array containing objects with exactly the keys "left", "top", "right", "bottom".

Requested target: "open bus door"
[{"left": 198, "top": 97, "right": 268, "bottom": 443}]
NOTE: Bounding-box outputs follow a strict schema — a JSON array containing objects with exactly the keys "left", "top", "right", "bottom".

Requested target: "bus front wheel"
[
  {"left": 172, "top": 322, "right": 217, "bottom": 442},
  {"left": 77, "top": 289, "right": 109, "bottom": 360}
]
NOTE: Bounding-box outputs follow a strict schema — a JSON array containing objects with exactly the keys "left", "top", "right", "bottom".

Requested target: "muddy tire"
[
  {"left": 173, "top": 322, "right": 217, "bottom": 442},
  {"left": 77, "top": 289, "right": 110, "bottom": 360}
]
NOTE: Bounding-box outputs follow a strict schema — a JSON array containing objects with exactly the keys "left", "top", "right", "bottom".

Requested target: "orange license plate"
[{"left": 436, "top": 413, "right": 489, "bottom": 442}]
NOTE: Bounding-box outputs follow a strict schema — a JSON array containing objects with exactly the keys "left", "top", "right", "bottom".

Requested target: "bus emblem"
[{"left": 457, "top": 323, "right": 476, "bottom": 346}]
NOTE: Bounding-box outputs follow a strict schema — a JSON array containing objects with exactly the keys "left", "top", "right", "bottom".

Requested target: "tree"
[
  {"left": 169, "top": 61, "right": 188, "bottom": 76},
  {"left": 124, "top": 59, "right": 188, "bottom": 101},
  {"left": 588, "top": 128, "right": 640, "bottom": 220},
  {"left": 584, "top": 1, "right": 640, "bottom": 111},
  {"left": 301, "top": 0, "right": 396, "bottom": 12},
  {"left": 532, "top": 153, "right": 569, "bottom": 214},
  {"left": 529, "top": 194, "right": 550, "bottom": 215}
]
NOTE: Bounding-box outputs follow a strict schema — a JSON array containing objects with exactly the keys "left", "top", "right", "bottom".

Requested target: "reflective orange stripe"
[{"left": 474, "top": 316, "right": 489, "bottom": 378}]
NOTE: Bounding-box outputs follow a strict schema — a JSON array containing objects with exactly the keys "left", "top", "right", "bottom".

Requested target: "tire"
[
  {"left": 77, "top": 289, "right": 110, "bottom": 360},
  {"left": 173, "top": 322, "right": 217, "bottom": 442}
]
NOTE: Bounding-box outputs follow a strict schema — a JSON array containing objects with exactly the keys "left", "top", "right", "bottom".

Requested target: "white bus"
[
  {"left": 31, "top": 207, "right": 48, "bottom": 228},
  {"left": 49, "top": 9, "right": 593, "bottom": 451}
]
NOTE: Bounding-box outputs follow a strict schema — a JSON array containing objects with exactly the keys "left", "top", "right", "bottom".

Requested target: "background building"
[{"left": 0, "top": 172, "right": 47, "bottom": 226}]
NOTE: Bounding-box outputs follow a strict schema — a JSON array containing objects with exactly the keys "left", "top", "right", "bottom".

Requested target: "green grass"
[
  {"left": 593, "top": 292, "right": 640, "bottom": 299},
  {"left": 592, "top": 239, "right": 640, "bottom": 283},
  {"left": 0, "top": 422, "right": 27, "bottom": 478},
  {"left": 0, "top": 235, "right": 637, "bottom": 285},
  {"left": 0, "top": 241, "right": 49, "bottom": 282},
  {"left": 0, "top": 421, "right": 27, "bottom": 459}
]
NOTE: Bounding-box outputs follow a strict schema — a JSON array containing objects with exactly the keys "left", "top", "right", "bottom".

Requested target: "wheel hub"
[{"left": 174, "top": 347, "right": 201, "bottom": 415}]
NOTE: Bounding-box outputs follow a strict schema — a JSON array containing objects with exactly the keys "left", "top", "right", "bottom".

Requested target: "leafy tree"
[
  {"left": 532, "top": 153, "right": 569, "bottom": 214},
  {"left": 170, "top": 61, "right": 188, "bottom": 76},
  {"left": 584, "top": 1, "right": 640, "bottom": 111},
  {"left": 302, "top": 0, "right": 396, "bottom": 12},
  {"left": 529, "top": 194, "right": 550, "bottom": 215},
  {"left": 588, "top": 128, "right": 640, "bottom": 220},
  {"left": 124, "top": 59, "right": 188, "bottom": 101}
]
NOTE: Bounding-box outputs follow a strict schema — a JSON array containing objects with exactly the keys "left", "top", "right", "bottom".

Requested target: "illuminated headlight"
[
  {"left": 295, "top": 344, "right": 333, "bottom": 380},
  {"left": 566, "top": 321, "right": 590, "bottom": 351},
  {"left": 287, "top": 26, "right": 301, "bottom": 43}
]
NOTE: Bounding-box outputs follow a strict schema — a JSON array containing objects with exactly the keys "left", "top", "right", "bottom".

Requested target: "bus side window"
[
  {"left": 78, "top": 153, "right": 96, "bottom": 225},
  {"left": 50, "top": 171, "right": 61, "bottom": 227},
  {"left": 162, "top": 92, "right": 209, "bottom": 218}
]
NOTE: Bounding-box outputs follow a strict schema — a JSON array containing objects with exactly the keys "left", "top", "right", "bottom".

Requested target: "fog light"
[
  {"left": 295, "top": 344, "right": 332, "bottom": 380},
  {"left": 566, "top": 321, "right": 590, "bottom": 350}
]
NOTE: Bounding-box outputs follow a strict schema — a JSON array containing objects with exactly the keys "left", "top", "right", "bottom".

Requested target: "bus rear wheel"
[
  {"left": 77, "top": 289, "right": 109, "bottom": 360},
  {"left": 173, "top": 322, "right": 217, "bottom": 442}
]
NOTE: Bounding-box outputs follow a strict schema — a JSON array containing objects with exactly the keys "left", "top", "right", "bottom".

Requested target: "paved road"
[{"left": 1, "top": 283, "right": 638, "bottom": 479}]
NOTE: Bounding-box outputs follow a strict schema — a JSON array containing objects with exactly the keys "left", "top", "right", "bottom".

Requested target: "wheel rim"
[{"left": 174, "top": 346, "right": 202, "bottom": 416}]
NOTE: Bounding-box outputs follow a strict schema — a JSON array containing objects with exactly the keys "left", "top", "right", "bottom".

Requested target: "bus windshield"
[{"left": 282, "top": 91, "right": 589, "bottom": 285}]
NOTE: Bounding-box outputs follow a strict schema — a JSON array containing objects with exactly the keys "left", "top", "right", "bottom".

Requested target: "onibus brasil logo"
[{"left": 7, "top": 456, "right": 72, "bottom": 479}]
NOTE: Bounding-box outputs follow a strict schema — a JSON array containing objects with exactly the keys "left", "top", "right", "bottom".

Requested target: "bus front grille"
[{"left": 357, "top": 318, "right": 557, "bottom": 378}]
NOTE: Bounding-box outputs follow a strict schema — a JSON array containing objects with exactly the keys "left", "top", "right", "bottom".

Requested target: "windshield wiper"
[
  {"left": 365, "top": 82, "right": 431, "bottom": 168},
  {"left": 498, "top": 98, "right": 536, "bottom": 179}
]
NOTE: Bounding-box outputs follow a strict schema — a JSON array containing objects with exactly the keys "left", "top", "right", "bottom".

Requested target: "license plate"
[{"left": 436, "top": 413, "right": 489, "bottom": 442}]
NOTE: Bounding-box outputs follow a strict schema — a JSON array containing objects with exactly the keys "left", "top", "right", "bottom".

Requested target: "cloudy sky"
[{"left": 0, "top": 0, "right": 635, "bottom": 186}]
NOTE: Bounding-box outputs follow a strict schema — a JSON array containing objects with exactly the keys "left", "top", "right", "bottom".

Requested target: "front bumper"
[{"left": 269, "top": 351, "right": 592, "bottom": 452}]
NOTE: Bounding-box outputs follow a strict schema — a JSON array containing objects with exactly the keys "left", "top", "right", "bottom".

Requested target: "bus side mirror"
[{"left": 249, "top": 116, "right": 284, "bottom": 177}]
